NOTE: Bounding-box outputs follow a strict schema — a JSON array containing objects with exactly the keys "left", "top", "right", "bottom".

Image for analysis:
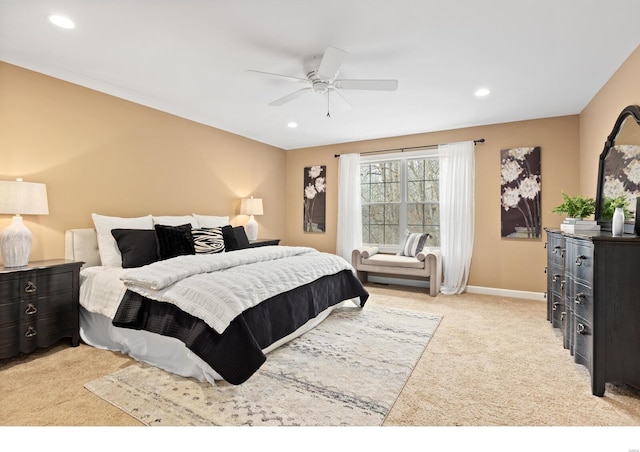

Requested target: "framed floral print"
[
  {"left": 500, "top": 146, "right": 541, "bottom": 238},
  {"left": 304, "top": 165, "right": 326, "bottom": 232}
]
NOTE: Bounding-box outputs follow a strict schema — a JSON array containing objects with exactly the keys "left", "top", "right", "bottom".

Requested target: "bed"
[{"left": 65, "top": 214, "right": 369, "bottom": 385}]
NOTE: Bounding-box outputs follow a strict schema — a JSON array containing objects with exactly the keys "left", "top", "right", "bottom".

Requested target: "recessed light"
[
  {"left": 287, "top": 122, "right": 298, "bottom": 128},
  {"left": 475, "top": 88, "right": 491, "bottom": 97},
  {"left": 49, "top": 14, "right": 75, "bottom": 29}
]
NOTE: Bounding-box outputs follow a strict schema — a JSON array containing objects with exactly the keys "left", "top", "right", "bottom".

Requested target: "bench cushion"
[{"left": 362, "top": 253, "right": 426, "bottom": 269}]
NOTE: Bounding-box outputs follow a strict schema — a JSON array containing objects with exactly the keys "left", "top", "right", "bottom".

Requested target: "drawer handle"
[
  {"left": 552, "top": 273, "right": 561, "bottom": 282},
  {"left": 552, "top": 301, "right": 559, "bottom": 311},
  {"left": 575, "top": 255, "right": 586, "bottom": 266},
  {"left": 24, "top": 303, "right": 38, "bottom": 315},
  {"left": 553, "top": 246, "right": 562, "bottom": 254},
  {"left": 577, "top": 323, "right": 587, "bottom": 335},
  {"left": 560, "top": 280, "right": 565, "bottom": 289},
  {"left": 24, "top": 281, "right": 37, "bottom": 293},
  {"left": 575, "top": 293, "right": 586, "bottom": 304},
  {"left": 24, "top": 326, "right": 37, "bottom": 338}
]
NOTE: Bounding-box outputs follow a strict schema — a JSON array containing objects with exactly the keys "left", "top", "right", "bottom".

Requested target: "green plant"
[
  {"left": 552, "top": 192, "right": 596, "bottom": 219},
  {"left": 601, "top": 196, "right": 632, "bottom": 220}
]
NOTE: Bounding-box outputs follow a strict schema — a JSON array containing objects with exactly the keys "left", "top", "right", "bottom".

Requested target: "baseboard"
[
  {"left": 466, "top": 285, "right": 545, "bottom": 301},
  {"left": 367, "top": 276, "right": 545, "bottom": 301}
]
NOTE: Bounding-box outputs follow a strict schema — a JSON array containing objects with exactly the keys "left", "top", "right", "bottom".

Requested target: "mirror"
[{"left": 595, "top": 105, "right": 640, "bottom": 232}]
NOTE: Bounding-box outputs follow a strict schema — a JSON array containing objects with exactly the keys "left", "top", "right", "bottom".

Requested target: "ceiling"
[{"left": 1, "top": 1, "right": 639, "bottom": 150}]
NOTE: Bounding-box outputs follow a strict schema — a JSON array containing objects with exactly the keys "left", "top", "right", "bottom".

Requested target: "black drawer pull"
[
  {"left": 560, "top": 280, "right": 565, "bottom": 289},
  {"left": 552, "top": 273, "right": 561, "bottom": 282},
  {"left": 553, "top": 246, "right": 562, "bottom": 254},
  {"left": 575, "top": 293, "right": 586, "bottom": 304},
  {"left": 24, "top": 303, "right": 37, "bottom": 315},
  {"left": 552, "top": 301, "right": 559, "bottom": 311},
  {"left": 24, "top": 327, "right": 37, "bottom": 338},
  {"left": 575, "top": 255, "right": 587, "bottom": 266},
  {"left": 577, "top": 323, "right": 587, "bottom": 334},
  {"left": 24, "top": 281, "right": 37, "bottom": 293}
]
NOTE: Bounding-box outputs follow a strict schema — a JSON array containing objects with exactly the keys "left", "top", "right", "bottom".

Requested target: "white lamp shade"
[
  {"left": 0, "top": 179, "right": 49, "bottom": 267},
  {"left": 240, "top": 197, "right": 263, "bottom": 216},
  {"left": 0, "top": 180, "right": 49, "bottom": 215}
]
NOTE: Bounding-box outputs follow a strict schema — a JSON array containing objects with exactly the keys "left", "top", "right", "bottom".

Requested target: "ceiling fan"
[{"left": 246, "top": 47, "right": 398, "bottom": 114}]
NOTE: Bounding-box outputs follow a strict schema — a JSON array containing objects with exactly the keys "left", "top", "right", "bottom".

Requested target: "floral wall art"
[
  {"left": 500, "top": 146, "right": 542, "bottom": 238},
  {"left": 601, "top": 144, "right": 640, "bottom": 217},
  {"left": 303, "top": 165, "right": 326, "bottom": 233}
]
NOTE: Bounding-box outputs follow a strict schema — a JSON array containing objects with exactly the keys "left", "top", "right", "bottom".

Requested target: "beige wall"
[
  {"left": 580, "top": 45, "right": 640, "bottom": 198},
  {"left": 0, "top": 62, "right": 286, "bottom": 263},
  {"left": 4, "top": 43, "right": 639, "bottom": 294},
  {"left": 285, "top": 116, "right": 580, "bottom": 293}
]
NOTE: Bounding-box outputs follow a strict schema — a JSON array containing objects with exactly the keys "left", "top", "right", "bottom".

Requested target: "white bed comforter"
[{"left": 119, "top": 246, "right": 354, "bottom": 334}]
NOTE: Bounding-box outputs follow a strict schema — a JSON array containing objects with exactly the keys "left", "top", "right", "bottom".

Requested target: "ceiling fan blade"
[
  {"left": 269, "top": 88, "right": 312, "bottom": 106},
  {"left": 334, "top": 79, "right": 399, "bottom": 91},
  {"left": 328, "top": 88, "right": 353, "bottom": 112},
  {"left": 245, "top": 69, "right": 308, "bottom": 83},
  {"left": 317, "top": 47, "right": 348, "bottom": 80}
]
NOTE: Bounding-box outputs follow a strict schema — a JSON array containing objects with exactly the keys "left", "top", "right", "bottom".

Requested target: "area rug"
[{"left": 84, "top": 304, "right": 442, "bottom": 426}]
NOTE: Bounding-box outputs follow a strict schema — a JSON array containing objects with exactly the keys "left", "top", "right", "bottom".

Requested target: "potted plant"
[
  {"left": 601, "top": 196, "right": 631, "bottom": 220},
  {"left": 552, "top": 192, "right": 596, "bottom": 220}
]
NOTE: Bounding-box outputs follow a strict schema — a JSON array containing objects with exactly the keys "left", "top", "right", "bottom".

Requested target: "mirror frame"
[{"left": 595, "top": 104, "right": 640, "bottom": 231}]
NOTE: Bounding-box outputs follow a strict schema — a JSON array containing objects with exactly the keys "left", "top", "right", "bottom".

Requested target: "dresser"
[
  {"left": 0, "top": 260, "right": 83, "bottom": 359},
  {"left": 545, "top": 228, "right": 640, "bottom": 396}
]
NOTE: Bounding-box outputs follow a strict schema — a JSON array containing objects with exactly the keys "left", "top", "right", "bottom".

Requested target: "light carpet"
[{"left": 84, "top": 304, "right": 442, "bottom": 426}]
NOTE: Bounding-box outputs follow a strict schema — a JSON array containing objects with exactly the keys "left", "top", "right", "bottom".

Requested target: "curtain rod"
[{"left": 333, "top": 138, "right": 485, "bottom": 158}]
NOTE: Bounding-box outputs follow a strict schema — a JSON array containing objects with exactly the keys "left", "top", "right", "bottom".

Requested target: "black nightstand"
[
  {"left": 248, "top": 239, "right": 281, "bottom": 248},
  {"left": 0, "top": 259, "right": 83, "bottom": 359}
]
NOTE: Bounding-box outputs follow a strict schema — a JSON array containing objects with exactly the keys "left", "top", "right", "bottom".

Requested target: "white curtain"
[
  {"left": 336, "top": 153, "right": 362, "bottom": 262},
  {"left": 438, "top": 141, "right": 475, "bottom": 294}
]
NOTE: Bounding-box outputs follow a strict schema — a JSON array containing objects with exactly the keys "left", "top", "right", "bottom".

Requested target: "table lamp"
[
  {"left": 0, "top": 178, "right": 49, "bottom": 267},
  {"left": 240, "top": 196, "right": 263, "bottom": 241}
]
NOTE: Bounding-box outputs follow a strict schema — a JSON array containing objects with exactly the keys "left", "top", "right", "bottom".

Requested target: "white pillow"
[
  {"left": 91, "top": 213, "right": 154, "bottom": 267},
  {"left": 152, "top": 215, "right": 199, "bottom": 228},
  {"left": 192, "top": 214, "right": 229, "bottom": 228}
]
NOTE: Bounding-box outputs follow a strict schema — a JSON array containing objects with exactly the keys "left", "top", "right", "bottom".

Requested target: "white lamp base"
[
  {"left": 245, "top": 215, "right": 259, "bottom": 241},
  {"left": 0, "top": 215, "right": 32, "bottom": 267}
]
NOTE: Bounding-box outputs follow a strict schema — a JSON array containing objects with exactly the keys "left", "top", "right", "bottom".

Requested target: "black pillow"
[
  {"left": 222, "top": 225, "right": 251, "bottom": 251},
  {"left": 111, "top": 229, "right": 159, "bottom": 268},
  {"left": 154, "top": 223, "right": 195, "bottom": 260}
]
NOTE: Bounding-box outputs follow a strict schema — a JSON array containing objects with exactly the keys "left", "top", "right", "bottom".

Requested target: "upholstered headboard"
[{"left": 65, "top": 228, "right": 101, "bottom": 268}]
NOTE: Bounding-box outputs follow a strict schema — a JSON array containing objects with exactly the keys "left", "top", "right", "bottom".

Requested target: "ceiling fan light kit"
[{"left": 246, "top": 46, "right": 398, "bottom": 113}]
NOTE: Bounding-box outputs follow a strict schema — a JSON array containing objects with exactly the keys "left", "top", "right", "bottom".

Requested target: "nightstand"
[
  {"left": 248, "top": 238, "right": 281, "bottom": 248},
  {"left": 0, "top": 259, "right": 83, "bottom": 359}
]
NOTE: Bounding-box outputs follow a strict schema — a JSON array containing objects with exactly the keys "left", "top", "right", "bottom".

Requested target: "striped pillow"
[
  {"left": 400, "top": 232, "right": 429, "bottom": 257},
  {"left": 192, "top": 227, "right": 225, "bottom": 254}
]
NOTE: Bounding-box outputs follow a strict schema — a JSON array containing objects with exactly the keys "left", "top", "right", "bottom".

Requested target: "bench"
[{"left": 352, "top": 246, "right": 442, "bottom": 296}]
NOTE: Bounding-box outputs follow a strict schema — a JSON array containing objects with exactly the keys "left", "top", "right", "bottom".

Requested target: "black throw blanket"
[{"left": 112, "top": 269, "right": 369, "bottom": 384}]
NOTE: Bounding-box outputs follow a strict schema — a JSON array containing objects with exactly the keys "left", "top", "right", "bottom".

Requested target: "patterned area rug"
[{"left": 84, "top": 304, "right": 442, "bottom": 426}]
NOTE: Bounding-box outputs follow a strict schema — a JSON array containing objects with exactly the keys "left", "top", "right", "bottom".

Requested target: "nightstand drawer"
[
  {"left": 36, "top": 270, "right": 75, "bottom": 295},
  {"left": 0, "top": 300, "right": 21, "bottom": 327},
  {"left": 0, "top": 276, "right": 20, "bottom": 300}
]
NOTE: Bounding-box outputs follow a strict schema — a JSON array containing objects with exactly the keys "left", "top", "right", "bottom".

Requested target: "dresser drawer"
[
  {"left": 573, "top": 316, "right": 592, "bottom": 368},
  {"left": 572, "top": 281, "right": 592, "bottom": 322},
  {"left": 571, "top": 242, "right": 594, "bottom": 284}
]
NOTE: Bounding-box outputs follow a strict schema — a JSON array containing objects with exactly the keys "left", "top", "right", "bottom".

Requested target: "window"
[{"left": 360, "top": 151, "right": 440, "bottom": 251}]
